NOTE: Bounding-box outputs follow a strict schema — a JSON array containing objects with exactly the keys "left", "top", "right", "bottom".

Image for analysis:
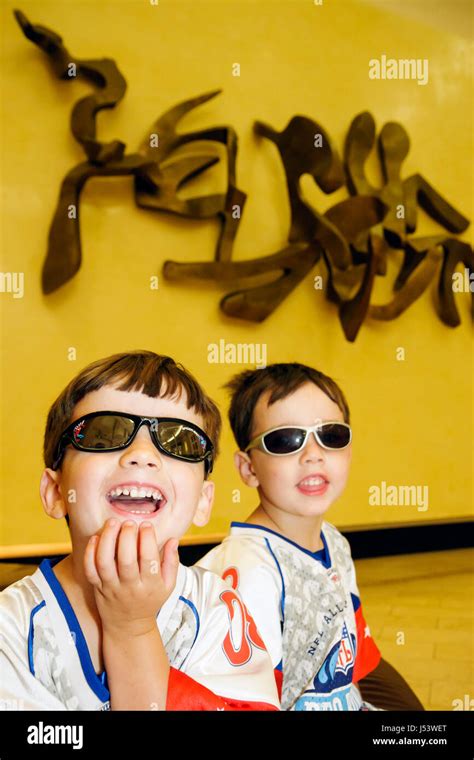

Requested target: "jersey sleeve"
[
  {"left": 197, "top": 540, "right": 284, "bottom": 669},
  {"left": 171, "top": 566, "right": 280, "bottom": 711},
  {"left": 343, "top": 546, "right": 381, "bottom": 682},
  {"left": 0, "top": 596, "right": 67, "bottom": 711}
]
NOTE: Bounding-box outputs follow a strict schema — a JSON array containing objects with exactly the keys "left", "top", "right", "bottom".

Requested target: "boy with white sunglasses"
[{"left": 198, "top": 363, "right": 422, "bottom": 711}]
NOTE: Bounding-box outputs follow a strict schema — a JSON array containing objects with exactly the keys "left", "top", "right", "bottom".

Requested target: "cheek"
[
  {"left": 330, "top": 452, "right": 351, "bottom": 484},
  {"left": 64, "top": 456, "right": 108, "bottom": 505},
  {"left": 256, "top": 456, "right": 296, "bottom": 489},
  {"left": 169, "top": 462, "right": 204, "bottom": 501}
]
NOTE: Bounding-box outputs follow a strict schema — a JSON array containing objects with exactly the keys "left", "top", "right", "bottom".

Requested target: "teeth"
[
  {"left": 301, "top": 477, "right": 326, "bottom": 486},
  {"left": 108, "top": 486, "right": 163, "bottom": 500}
]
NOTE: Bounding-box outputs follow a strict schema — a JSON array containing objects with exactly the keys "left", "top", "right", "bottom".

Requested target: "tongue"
[{"left": 111, "top": 498, "right": 157, "bottom": 512}]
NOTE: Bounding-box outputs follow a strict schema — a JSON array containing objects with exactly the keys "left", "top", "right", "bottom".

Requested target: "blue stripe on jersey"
[
  {"left": 28, "top": 600, "right": 46, "bottom": 676},
  {"left": 39, "top": 559, "right": 110, "bottom": 703},
  {"left": 98, "top": 670, "right": 109, "bottom": 690},
  {"left": 178, "top": 596, "right": 200, "bottom": 664},
  {"left": 231, "top": 521, "right": 332, "bottom": 568},
  {"left": 351, "top": 592, "right": 361, "bottom": 612},
  {"left": 264, "top": 538, "right": 286, "bottom": 623}
]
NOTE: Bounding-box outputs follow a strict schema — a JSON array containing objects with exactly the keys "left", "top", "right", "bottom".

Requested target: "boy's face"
[
  {"left": 40, "top": 385, "right": 214, "bottom": 550},
  {"left": 238, "top": 382, "right": 352, "bottom": 519}
]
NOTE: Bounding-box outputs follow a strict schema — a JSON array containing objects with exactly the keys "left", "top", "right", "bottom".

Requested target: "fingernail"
[
  {"left": 123, "top": 520, "right": 135, "bottom": 527},
  {"left": 141, "top": 522, "right": 152, "bottom": 529},
  {"left": 108, "top": 518, "right": 117, "bottom": 527}
]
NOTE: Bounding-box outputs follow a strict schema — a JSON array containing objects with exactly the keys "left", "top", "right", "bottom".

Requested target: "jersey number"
[{"left": 220, "top": 584, "right": 266, "bottom": 666}]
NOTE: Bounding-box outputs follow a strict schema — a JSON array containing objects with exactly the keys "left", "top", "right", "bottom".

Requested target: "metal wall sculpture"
[{"left": 15, "top": 10, "right": 473, "bottom": 341}]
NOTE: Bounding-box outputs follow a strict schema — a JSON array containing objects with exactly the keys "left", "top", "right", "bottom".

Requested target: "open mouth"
[
  {"left": 106, "top": 486, "right": 166, "bottom": 516},
  {"left": 297, "top": 475, "right": 329, "bottom": 495}
]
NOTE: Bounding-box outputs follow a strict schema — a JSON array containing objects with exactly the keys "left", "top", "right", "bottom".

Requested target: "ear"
[
  {"left": 40, "top": 469, "right": 68, "bottom": 520},
  {"left": 192, "top": 479, "right": 215, "bottom": 528},
  {"left": 234, "top": 450, "right": 260, "bottom": 488}
]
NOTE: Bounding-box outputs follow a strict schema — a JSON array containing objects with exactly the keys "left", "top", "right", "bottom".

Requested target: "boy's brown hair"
[
  {"left": 225, "top": 363, "right": 350, "bottom": 452},
  {"left": 44, "top": 351, "right": 222, "bottom": 475}
]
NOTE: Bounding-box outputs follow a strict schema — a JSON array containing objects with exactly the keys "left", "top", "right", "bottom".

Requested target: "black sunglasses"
[{"left": 53, "top": 411, "right": 214, "bottom": 474}]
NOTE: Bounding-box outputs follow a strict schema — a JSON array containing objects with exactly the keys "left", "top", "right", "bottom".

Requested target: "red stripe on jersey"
[
  {"left": 166, "top": 667, "right": 278, "bottom": 711},
  {"left": 353, "top": 605, "right": 381, "bottom": 682},
  {"left": 274, "top": 668, "right": 283, "bottom": 701}
]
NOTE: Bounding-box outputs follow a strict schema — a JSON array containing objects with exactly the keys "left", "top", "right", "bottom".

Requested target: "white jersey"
[
  {"left": 0, "top": 558, "right": 279, "bottom": 711},
  {"left": 197, "top": 522, "right": 381, "bottom": 711}
]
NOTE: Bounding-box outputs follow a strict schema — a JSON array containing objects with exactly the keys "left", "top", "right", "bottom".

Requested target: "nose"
[
  {"left": 119, "top": 425, "right": 163, "bottom": 469},
  {"left": 298, "top": 430, "right": 325, "bottom": 463}
]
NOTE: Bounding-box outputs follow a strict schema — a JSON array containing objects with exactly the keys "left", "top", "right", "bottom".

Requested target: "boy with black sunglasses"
[
  {"left": 198, "top": 363, "right": 422, "bottom": 711},
  {"left": 0, "top": 351, "right": 279, "bottom": 711}
]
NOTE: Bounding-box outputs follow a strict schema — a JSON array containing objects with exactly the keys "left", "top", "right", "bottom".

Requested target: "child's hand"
[{"left": 84, "top": 518, "right": 179, "bottom": 638}]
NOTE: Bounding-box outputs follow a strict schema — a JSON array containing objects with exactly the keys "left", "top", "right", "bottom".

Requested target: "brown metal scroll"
[{"left": 14, "top": 9, "right": 472, "bottom": 339}]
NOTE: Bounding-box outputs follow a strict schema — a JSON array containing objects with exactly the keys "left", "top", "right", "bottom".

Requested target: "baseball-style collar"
[{"left": 229, "top": 521, "right": 332, "bottom": 569}]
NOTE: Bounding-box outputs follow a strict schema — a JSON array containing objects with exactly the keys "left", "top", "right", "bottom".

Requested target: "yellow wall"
[{"left": 0, "top": 0, "right": 472, "bottom": 554}]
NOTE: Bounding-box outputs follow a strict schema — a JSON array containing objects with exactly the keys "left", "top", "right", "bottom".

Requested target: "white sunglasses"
[{"left": 245, "top": 422, "right": 352, "bottom": 456}]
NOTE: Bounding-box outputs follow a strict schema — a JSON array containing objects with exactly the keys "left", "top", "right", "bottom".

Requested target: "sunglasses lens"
[
  {"left": 263, "top": 428, "right": 306, "bottom": 454},
  {"left": 73, "top": 415, "right": 135, "bottom": 449},
  {"left": 156, "top": 421, "right": 209, "bottom": 460},
  {"left": 318, "top": 423, "right": 351, "bottom": 449}
]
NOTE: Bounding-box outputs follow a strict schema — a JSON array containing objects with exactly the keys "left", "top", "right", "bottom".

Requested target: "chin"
[{"left": 298, "top": 501, "right": 331, "bottom": 517}]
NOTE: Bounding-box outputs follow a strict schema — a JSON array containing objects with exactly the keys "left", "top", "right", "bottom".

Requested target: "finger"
[
  {"left": 138, "top": 522, "right": 160, "bottom": 580},
  {"left": 83, "top": 535, "right": 101, "bottom": 587},
  {"left": 95, "top": 518, "right": 121, "bottom": 585},
  {"left": 160, "top": 538, "right": 180, "bottom": 591},
  {"left": 116, "top": 520, "right": 140, "bottom": 583}
]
